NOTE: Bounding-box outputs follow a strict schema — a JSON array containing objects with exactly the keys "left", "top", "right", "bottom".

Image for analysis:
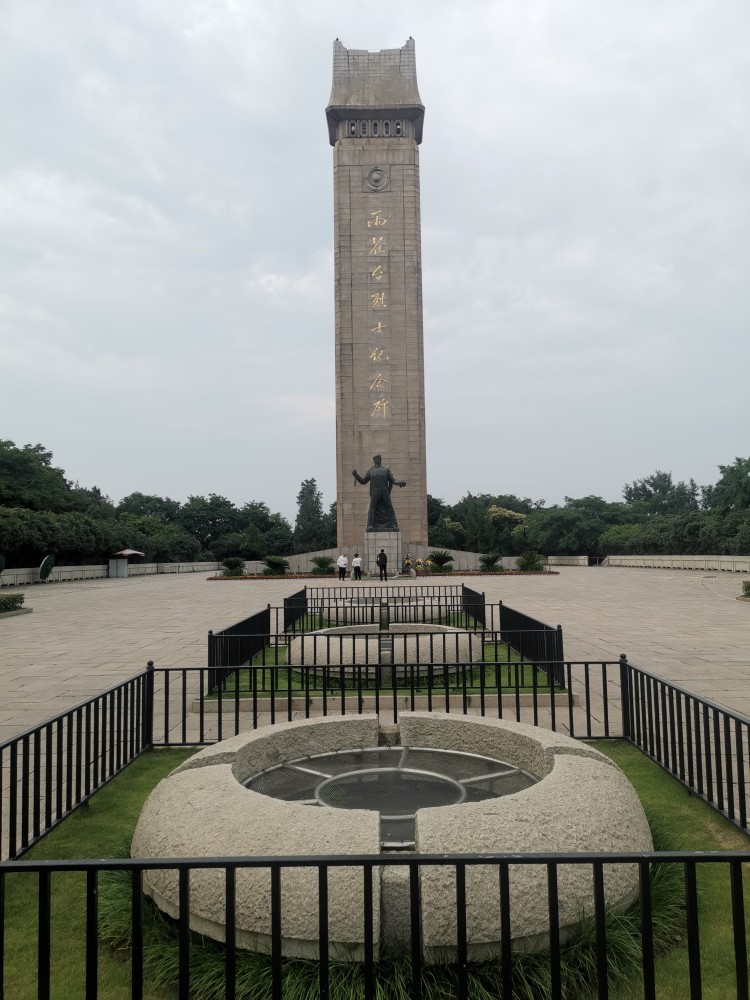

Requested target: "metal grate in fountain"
[{"left": 244, "top": 747, "right": 537, "bottom": 849}]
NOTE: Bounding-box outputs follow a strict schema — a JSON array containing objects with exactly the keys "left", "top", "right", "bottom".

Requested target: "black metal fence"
[
  {"left": 4, "top": 655, "right": 749, "bottom": 865},
  {"left": 171, "top": 657, "right": 581, "bottom": 744},
  {"left": 622, "top": 661, "right": 750, "bottom": 831},
  {"left": 208, "top": 589, "right": 560, "bottom": 661},
  {"left": 2, "top": 850, "right": 748, "bottom": 1000},
  {"left": 148, "top": 655, "right": 750, "bottom": 838},
  {"left": 0, "top": 669, "right": 152, "bottom": 861},
  {"left": 282, "top": 586, "right": 307, "bottom": 632},
  {"left": 207, "top": 606, "right": 271, "bottom": 692},
  {"left": 499, "top": 601, "right": 565, "bottom": 685},
  {"left": 460, "top": 584, "right": 486, "bottom": 627}
]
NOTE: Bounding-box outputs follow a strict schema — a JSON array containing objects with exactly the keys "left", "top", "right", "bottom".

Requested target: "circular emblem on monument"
[{"left": 366, "top": 166, "right": 389, "bottom": 192}]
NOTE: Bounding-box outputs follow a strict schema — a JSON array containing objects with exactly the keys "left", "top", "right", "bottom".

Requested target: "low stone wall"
[
  {"left": 0, "top": 560, "right": 221, "bottom": 586},
  {"left": 603, "top": 554, "right": 750, "bottom": 572},
  {"left": 0, "top": 564, "right": 108, "bottom": 587}
]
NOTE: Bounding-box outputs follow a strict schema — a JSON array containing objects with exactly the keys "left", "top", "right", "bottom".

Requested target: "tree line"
[
  {"left": 1, "top": 439, "right": 747, "bottom": 566},
  {"left": 427, "top": 462, "right": 750, "bottom": 557},
  {"left": 0, "top": 441, "right": 335, "bottom": 567}
]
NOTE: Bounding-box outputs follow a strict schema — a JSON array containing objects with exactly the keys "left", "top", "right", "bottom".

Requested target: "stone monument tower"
[{"left": 326, "top": 38, "right": 428, "bottom": 571}]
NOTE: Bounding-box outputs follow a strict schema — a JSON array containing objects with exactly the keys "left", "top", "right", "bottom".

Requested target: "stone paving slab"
[{"left": 0, "top": 567, "right": 748, "bottom": 746}]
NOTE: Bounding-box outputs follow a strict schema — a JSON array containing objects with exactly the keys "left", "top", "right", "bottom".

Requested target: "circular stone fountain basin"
[{"left": 132, "top": 713, "right": 653, "bottom": 963}]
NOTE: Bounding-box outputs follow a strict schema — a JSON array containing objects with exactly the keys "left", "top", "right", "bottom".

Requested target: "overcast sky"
[{"left": 2, "top": 0, "right": 748, "bottom": 521}]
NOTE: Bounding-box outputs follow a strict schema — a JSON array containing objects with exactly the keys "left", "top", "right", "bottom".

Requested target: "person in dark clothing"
[{"left": 376, "top": 548, "right": 388, "bottom": 581}]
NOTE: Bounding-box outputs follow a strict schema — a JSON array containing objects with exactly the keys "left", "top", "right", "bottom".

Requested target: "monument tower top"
[{"left": 326, "top": 39, "right": 424, "bottom": 145}]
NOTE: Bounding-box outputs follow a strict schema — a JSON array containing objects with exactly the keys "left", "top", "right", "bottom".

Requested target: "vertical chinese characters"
[{"left": 367, "top": 209, "right": 390, "bottom": 420}]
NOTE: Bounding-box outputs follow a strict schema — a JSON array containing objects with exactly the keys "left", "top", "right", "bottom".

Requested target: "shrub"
[
  {"left": 0, "top": 593, "right": 24, "bottom": 613},
  {"left": 479, "top": 552, "right": 502, "bottom": 572},
  {"left": 516, "top": 550, "right": 545, "bottom": 572},
  {"left": 263, "top": 555, "right": 289, "bottom": 576},
  {"left": 221, "top": 557, "right": 246, "bottom": 578},
  {"left": 742, "top": 580, "right": 750, "bottom": 598},
  {"left": 427, "top": 550, "right": 454, "bottom": 573},
  {"left": 310, "top": 556, "right": 335, "bottom": 575}
]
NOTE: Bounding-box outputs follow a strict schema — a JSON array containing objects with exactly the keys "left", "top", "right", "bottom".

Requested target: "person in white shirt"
[
  {"left": 351, "top": 553, "right": 362, "bottom": 581},
  {"left": 336, "top": 553, "right": 348, "bottom": 581}
]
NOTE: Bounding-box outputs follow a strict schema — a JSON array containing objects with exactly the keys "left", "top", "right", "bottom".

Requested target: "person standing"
[
  {"left": 351, "top": 553, "right": 362, "bottom": 581},
  {"left": 337, "top": 553, "right": 348, "bottom": 581},
  {"left": 376, "top": 548, "right": 388, "bottom": 581}
]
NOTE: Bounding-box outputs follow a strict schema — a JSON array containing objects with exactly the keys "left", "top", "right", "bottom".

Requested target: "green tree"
[
  {"left": 703, "top": 457, "right": 750, "bottom": 512},
  {"left": 429, "top": 517, "right": 462, "bottom": 549},
  {"left": 320, "top": 502, "right": 337, "bottom": 550},
  {"left": 623, "top": 471, "right": 699, "bottom": 516},
  {"left": 212, "top": 502, "right": 293, "bottom": 560},
  {"left": 426, "top": 495, "right": 450, "bottom": 528},
  {"left": 211, "top": 527, "right": 265, "bottom": 561},
  {"left": 486, "top": 506, "right": 526, "bottom": 527},
  {"left": 117, "top": 492, "right": 181, "bottom": 522},
  {"left": 264, "top": 513, "right": 295, "bottom": 555},
  {"left": 520, "top": 497, "right": 625, "bottom": 556},
  {"left": 293, "top": 479, "right": 331, "bottom": 553},
  {"left": 177, "top": 495, "right": 241, "bottom": 551},
  {"left": 71, "top": 485, "right": 116, "bottom": 519},
  {"left": 444, "top": 493, "right": 541, "bottom": 553},
  {"left": 114, "top": 514, "right": 200, "bottom": 562},
  {"left": 0, "top": 506, "right": 124, "bottom": 565},
  {"left": 0, "top": 441, "right": 74, "bottom": 512},
  {"left": 598, "top": 523, "right": 644, "bottom": 554},
  {"left": 731, "top": 514, "right": 750, "bottom": 553}
]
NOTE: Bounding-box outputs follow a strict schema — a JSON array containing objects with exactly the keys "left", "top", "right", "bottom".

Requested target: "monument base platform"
[{"left": 364, "top": 532, "right": 401, "bottom": 579}]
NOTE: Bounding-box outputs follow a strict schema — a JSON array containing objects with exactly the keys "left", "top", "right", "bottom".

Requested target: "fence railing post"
[
  {"left": 144, "top": 660, "right": 155, "bottom": 749},
  {"left": 207, "top": 630, "right": 216, "bottom": 695},
  {"left": 619, "top": 653, "right": 631, "bottom": 741}
]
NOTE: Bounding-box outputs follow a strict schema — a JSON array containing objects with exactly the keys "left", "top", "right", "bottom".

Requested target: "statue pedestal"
[{"left": 365, "top": 532, "right": 401, "bottom": 579}]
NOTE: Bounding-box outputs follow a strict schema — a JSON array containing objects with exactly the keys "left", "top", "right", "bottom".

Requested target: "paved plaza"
[{"left": 0, "top": 566, "right": 748, "bottom": 744}]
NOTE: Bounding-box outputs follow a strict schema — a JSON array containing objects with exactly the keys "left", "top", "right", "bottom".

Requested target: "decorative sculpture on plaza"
[{"left": 352, "top": 455, "right": 406, "bottom": 532}]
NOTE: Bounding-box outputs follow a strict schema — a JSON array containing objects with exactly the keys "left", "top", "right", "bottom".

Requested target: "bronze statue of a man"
[{"left": 352, "top": 455, "right": 406, "bottom": 532}]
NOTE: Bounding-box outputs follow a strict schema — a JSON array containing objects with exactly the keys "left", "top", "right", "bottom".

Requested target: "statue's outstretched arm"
[{"left": 352, "top": 469, "right": 369, "bottom": 485}]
